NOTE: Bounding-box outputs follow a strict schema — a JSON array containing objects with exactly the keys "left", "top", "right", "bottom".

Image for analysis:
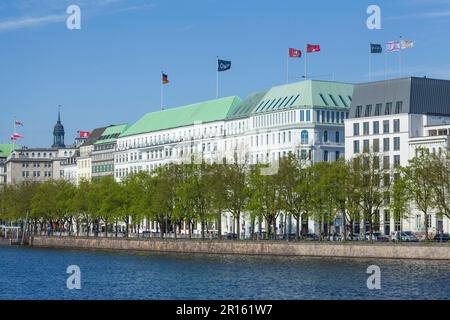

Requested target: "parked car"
[
  {"left": 391, "top": 231, "right": 419, "bottom": 242},
  {"left": 433, "top": 233, "right": 450, "bottom": 243},
  {"left": 225, "top": 233, "right": 238, "bottom": 240},
  {"left": 303, "top": 233, "right": 319, "bottom": 241},
  {"left": 365, "top": 232, "right": 389, "bottom": 242}
]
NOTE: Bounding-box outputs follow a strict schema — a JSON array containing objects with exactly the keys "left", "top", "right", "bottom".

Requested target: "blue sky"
[{"left": 1, "top": 0, "right": 450, "bottom": 147}]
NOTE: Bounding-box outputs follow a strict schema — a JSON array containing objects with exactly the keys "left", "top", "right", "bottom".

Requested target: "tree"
[
  {"left": 401, "top": 150, "right": 435, "bottom": 239},
  {"left": 222, "top": 159, "right": 250, "bottom": 240},
  {"left": 247, "top": 164, "right": 283, "bottom": 240},
  {"left": 429, "top": 152, "right": 450, "bottom": 220},
  {"left": 352, "top": 154, "right": 385, "bottom": 241}
]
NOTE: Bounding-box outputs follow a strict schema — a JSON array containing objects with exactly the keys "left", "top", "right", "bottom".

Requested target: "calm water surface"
[{"left": 0, "top": 246, "right": 449, "bottom": 300}]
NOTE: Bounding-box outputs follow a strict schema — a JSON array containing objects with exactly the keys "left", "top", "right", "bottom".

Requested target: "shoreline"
[{"left": 27, "top": 236, "right": 450, "bottom": 260}]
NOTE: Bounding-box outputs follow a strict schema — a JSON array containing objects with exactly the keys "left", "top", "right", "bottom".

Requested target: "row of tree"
[{"left": 1, "top": 149, "right": 449, "bottom": 240}]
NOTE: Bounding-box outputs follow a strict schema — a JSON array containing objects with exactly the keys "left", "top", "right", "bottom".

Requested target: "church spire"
[{"left": 52, "top": 106, "right": 65, "bottom": 148}]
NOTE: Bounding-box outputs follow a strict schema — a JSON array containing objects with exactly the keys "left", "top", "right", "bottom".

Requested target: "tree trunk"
[
  {"left": 115, "top": 218, "right": 118, "bottom": 238},
  {"left": 424, "top": 211, "right": 429, "bottom": 240},
  {"left": 343, "top": 211, "right": 347, "bottom": 241},
  {"left": 295, "top": 215, "right": 300, "bottom": 241},
  {"left": 217, "top": 212, "right": 222, "bottom": 240},
  {"left": 236, "top": 212, "right": 240, "bottom": 240},
  {"left": 105, "top": 221, "right": 108, "bottom": 238}
]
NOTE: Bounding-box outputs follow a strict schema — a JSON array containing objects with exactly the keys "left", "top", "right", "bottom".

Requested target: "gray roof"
[
  {"left": 81, "top": 127, "right": 109, "bottom": 146},
  {"left": 350, "top": 77, "right": 450, "bottom": 118}
]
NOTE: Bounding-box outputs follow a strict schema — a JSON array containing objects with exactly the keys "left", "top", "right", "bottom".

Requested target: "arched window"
[{"left": 301, "top": 130, "right": 309, "bottom": 145}]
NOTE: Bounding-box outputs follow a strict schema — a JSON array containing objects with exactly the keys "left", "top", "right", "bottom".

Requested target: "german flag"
[{"left": 162, "top": 72, "right": 169, "bottom": 84}]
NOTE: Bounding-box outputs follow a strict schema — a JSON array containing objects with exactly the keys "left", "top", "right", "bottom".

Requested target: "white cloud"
[
  {"left": 387, "top": 10, "right": 450, "bottom": 20},
  {"left": 0, "top": 14, "right": 65, "bottom": 32},
  {"left": 0, "top": 0, "right": 154, "bottom": 33}
]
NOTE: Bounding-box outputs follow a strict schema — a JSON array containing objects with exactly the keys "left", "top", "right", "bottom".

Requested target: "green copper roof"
[
  {"left": 0, "top": 144, "right": 15, "bottom": 158},
  {"left": 226, "top": 91, "right": 267, "bottom": 119},
  {"left": 95, "top": 124, "right": 129, "bottom": 145},
  {"left": 250, "top": 80, "right": 354, "bottom": 114},
  {"left": 121, "top": 96, "right": 242, "bottom": 137}
]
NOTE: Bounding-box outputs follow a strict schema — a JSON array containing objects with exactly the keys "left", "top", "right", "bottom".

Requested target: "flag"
[
  {"left": 289, "top": 48, "right": 302, "bottom": 58},
  {"left": 401, "top": 40, "right": 414, "bottom": 49},
  {"left": 162, "top": 73, "right": 169, "bottom": 84},
  {"left": 79, "top": 131, "right": 90, "bottom": 138},
  {"left": 218, "top": 59, "right": 231, "bottom": 72},
  {"left": 370, "top": 43, "right": 382, "bottom": 53},
  {"left": 11, "top": 133, "right": 23, "bottom": 140},
  {"left": 306, "top": 44, "right": 321, "bottom": 53},
  {"left": 386, "top": 41, "right": 401, "bottom": 52},
  {"left": 15, "top": 120, "right": 23, "bottom": 126}
]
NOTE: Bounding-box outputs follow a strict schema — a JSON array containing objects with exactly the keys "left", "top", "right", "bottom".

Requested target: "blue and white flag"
[{"left": 218, "top": 59, "right": 231, "bottom": 72}]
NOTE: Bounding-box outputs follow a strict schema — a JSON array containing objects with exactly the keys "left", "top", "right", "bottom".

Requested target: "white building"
[
  {"left": 345, "top": 77, "right": 450, "bottom": 236},
  {"left": 115, "top": 79, "right": 353, "bottom": 237}
]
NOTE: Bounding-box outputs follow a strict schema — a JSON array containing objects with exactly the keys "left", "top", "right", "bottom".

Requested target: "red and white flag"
[
  {"left": 289, "top": 48, "right": 302, "bottom": 58},
  {"left": 307, "top": 44, "right": 321, "bottom": 53},
  {"left": 386, "top": 41, "right": 401, "bottom": 52},
  {"left": 79, "top": 131, "right": 90, "bottom": 138},
  {"left": 15, "top": 120, "right": 24, "bottom": 126},
  {"left": 11, "top": 133, "right": 23, "bottom": 140}
]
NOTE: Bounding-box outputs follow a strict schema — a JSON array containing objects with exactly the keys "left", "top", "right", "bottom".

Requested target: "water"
[{"left": 0, "top": 246, "right": 449, "bottom": 300}]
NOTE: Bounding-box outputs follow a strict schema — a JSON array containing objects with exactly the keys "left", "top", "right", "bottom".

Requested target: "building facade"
[
  {"left": 76, "top": 127, "right": 107, "bottom": 183},
  {"left": 92, "top": 124, "right": 129, "bottom": 180},
  {"left": 0, "top": 144, "right": 14, "bottom": 186},
  {"left": 114, "top": 80, "right": 353, "bottom": 236},
  {"left": 345, "top": 77, "right": 450, "bottom": 236}
]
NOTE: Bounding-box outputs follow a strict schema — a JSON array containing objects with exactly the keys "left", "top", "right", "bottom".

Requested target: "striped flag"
[
  {"left": 15, "top": 120, "right": 23, "bottom": 126},
  {"left": 386, "top": 41, "right": 401, "bottom": 52},
  {"left": 401, "top": 40, "right": 414, "bottom": 49}
]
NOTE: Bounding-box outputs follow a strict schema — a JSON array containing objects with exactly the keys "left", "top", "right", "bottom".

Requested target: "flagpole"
[
  {"left": 160, "top": 71, "right": 163, "bottom": 111},
  {"left": 369, "top": 46, "right": 372, "bottom": 82},
  {"left": 13, "top": 116, "right": 16, "bottom": 150},
  {"left": 216, "top": 56, "right": 219, "bottom": 99},
  {"left": 286, "top": 50, "right": 289, "bottom": 84},
  {"left": 399, "top": 36, "right": 403, "bottom": 77},
  {"left": 384, "top": 49, "right": 387, "bottom": 80},
  {"left": 304, "top": 47, "right": 308, "bottom": 80}
]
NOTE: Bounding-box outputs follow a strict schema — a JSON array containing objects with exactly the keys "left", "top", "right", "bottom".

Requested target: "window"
[
  {"left": 335, "top": 151, "right": 340, "bottom": 161},
  {"left": 373, "top": 139, "right": 380, "bottom": 152},
  {"left": 353, "top": 140, "right": 360, "bottom": 153},
  {"left": 300, "top": 110, "right": 305, "bottom": 121},
  {"left": 324, "top": 130, "right": 328, "bottom": 143},
  {"left": 385, "top": 102, "right": 392, "bottom": 115},
  {"left": 326, "top": 111, "right": 330, "bottom": 122},
  {"left": 394, "top": 155, "right": 400, "bottom": 166},
  {"left": 301, "top": 130, "right": 309, "bottom": 144},
  {"left": 331, "top": 111, "right": 335, "bottom": 123},
  {"left": 383, "top": 138, "right": 390, "bottom": 152},
  {"left": 373, "top": 121, "right": 379, "bottom": 134},
  {"left": 306, "top": 110, "right": 311, "bottom": 122},
  {"left": 383, "top": 156, "right": 390, "bottom": 169},
  {"left": 355, "top": 106, "right": 362, "bottom": 118},
  {"left": 321, "top": 110, "right": 325, "bottom": 122},
  {"left": 353, "top": 123, "right": 360, "bottom": 136},
  {"left": 336, "top": 112, "right": 340, "bottom": 123},
  {"left": 363, "top": 122, "right": 369, "bottom": 135},
  {"left": 383, "top": 120, "right": 390, "bottom": 133},
  {"left": 301, "top": 150, "right": 307, "bottom": 160},
  {"left": 329, "top": 95, "right": 338, "bottom": 107},
  {"left": 395, "top": 101, "right": 403, "bottom": 114},
  {"left": 393, "top": 119, "right": 400, "bottom": 132},
  {"left": 374, "top": 156, "right": 380, "bottom": 169},
  {"left": 324, "top": 150, "right": 329, "bottom": 162},
  {"left": 365, "top": 105, "right": 372, "bottom": 117},
  {"left": 375, "top": 103, "right": 382, "bottom": 116},
  {"left": 394, "top": 137, "right": 400, "bottom": 151},
  {"left": 363, "top": 140, "right": 370, "bottom": 153},
  {"left": 319, "top": 94, "right": 329, "bottom": 106},
  {"left": 335, "top": 131, "right": 340, "bottom": 143},
  {"left": 338, "top": 95, "right": 348, "bottom": 107}
]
